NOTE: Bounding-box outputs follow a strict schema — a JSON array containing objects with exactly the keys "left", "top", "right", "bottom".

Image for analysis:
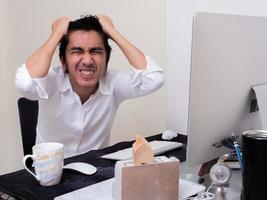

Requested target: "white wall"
[
  {"left": 166, "top": 0, "right": 267, "bottom": 135},
  {"left": 0, "top": 0, "right": 13, "bottom": 174},
  {"left": 0, "top": 0, "right": 166, "bottom": 174}
]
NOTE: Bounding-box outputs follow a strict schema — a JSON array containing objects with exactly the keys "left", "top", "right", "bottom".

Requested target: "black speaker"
[{"left": 242, "top": 130, "right": 267, "bottom": 200}]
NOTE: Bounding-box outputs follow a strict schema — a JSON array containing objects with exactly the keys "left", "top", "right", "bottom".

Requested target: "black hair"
[{"left": 59, "top": 15, "right": 112, "bottom": 69}]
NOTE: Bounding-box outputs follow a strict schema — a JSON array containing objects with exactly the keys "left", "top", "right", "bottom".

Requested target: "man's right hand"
[
  {"left": 51, "top": 16, "right": 70, "bottom": 38},
  {"left": 26, "top": 16, "right": 71, "bottom": 78}
]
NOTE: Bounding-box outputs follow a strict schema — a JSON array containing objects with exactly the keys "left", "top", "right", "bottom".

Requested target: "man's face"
[{"left": 62, "top": 30, "right": 107, "bottom": 94}]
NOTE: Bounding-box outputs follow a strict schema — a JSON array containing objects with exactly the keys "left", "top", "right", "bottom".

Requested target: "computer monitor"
[{"left": 187, "top": 12, "right": 267, "bottom": 167}]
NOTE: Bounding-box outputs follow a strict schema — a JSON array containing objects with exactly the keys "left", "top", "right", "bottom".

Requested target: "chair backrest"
[{"left": 18, "top": 98, "right": 38, "bottom": 155}]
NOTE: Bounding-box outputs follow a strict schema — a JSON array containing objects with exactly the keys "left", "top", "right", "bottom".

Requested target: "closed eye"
[
  {"left": 90, "top": 47, "right": 104, "bottom": 54},
  {"left": 70, "top": 47, "right": 84, "bottom": 55},
  {"left": 69, "top": 47, "right": 105, "bottom": 55}
]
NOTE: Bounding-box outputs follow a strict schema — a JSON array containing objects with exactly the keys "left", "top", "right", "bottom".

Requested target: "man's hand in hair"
[
  {"left": 97, "top": 15, "right": 115, "bottom": 38},
  {"left": 51, "top": 16, "right": 70, "bottom": 38}
]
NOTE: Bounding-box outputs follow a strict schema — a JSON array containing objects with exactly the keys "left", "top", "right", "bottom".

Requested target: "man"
[{"left": 15, "top": 15, "right": 164, "bottom": 158}]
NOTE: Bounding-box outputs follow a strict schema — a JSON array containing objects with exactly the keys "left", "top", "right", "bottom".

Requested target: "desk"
[{"left": 0, "top": 134, "right": 187, "bottom": 200}]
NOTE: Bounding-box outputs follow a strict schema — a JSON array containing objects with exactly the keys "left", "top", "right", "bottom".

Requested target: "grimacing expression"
[{"left": 61, "top": 30, "right": 107, "bottom": 93}]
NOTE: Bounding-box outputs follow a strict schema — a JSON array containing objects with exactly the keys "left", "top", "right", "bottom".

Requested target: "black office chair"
[{"left": 18, "top": 97, "right": 38, "bottom": 155}]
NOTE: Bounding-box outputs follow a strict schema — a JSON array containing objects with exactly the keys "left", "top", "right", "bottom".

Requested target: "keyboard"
[
  {"left": 101, "top": 140, "right": 183, "bottom": 160},
  {"left": 0, "top": 191, "right": 16, "bottom": 200}
]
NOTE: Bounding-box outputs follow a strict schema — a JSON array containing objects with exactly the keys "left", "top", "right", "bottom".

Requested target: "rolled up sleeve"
[
  {"left": 15, "top": 64, "right": 58, "bottom": 100},
  {"left": 130, "top": 55, "right": 164, "bottom": 88},
  {"left": 112, "top": 55, "right": 164, "bottom": 102}
]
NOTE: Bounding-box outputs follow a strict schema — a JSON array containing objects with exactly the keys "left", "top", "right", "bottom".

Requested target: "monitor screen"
[{"left": 187, "top": 12, "right": 267, "bottom": 167}]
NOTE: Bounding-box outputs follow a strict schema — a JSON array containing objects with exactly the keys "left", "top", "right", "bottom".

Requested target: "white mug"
[{"left": 22, "top": 142, "right": 64, "bottom": 186}]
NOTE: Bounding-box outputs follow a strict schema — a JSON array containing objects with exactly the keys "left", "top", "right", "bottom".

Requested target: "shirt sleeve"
[
  {"left": 15, "top": 63, "right": 58, "bottom": 100},
  {"left": 111, "top": 55, "right": 164, "bottom": 102}
]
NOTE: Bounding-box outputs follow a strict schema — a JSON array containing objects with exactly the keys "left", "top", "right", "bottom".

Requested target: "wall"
[
  {"left": 0, "top": 0, "right": 166, "bottom": 174},
  {"left": 0, "top": 0, "right": 14, "bottom": 174},
  {"left": 166, "top": 0, "right": 267, "bottom": 135}
]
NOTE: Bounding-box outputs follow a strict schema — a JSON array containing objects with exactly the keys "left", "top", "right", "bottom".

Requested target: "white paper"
[{"left": 54, "top": 178, "right": 114, "bottom": 200}]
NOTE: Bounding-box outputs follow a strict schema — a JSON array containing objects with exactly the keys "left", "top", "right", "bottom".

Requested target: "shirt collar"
[
  {"left": 98, "top": 76, "right": 111, "bottom": 95},
  {"left": 58, "top": 73, "right": 71, "bottom": 93},
  {"left": 58, "top": 73, "right": 111, "bottom": 96}
]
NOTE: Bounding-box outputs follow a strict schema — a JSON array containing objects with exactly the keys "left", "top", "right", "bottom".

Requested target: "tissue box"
[{"left": 112, "top": 156, "right": 179, "bottom": 200}]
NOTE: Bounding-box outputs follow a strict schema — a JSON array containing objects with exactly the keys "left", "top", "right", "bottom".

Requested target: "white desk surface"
[
  {"left": 225, "top": 170, "right": 242, "bottom": 200},
  {"left": 55, "top": 162, "right": 242, "bottom": 200}
]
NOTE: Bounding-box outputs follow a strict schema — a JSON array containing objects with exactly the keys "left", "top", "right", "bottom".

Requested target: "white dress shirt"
[{"left": 15, "top": 55, "right": 164, "bottom": 158}]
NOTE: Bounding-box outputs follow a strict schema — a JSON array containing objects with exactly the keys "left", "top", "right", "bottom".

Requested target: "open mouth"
[{"left": 79, "top": 69, "right": 95, "bottom": 78}]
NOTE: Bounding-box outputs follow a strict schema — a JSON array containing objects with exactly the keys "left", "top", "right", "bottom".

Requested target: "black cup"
[{"left": 242, "top": 130, "right": 267, "bottom": 200}]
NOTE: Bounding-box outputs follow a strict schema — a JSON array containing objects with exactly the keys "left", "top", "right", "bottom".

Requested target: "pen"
[{"left": 231, "top": 133, "right": 243, "bottom": 170}]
